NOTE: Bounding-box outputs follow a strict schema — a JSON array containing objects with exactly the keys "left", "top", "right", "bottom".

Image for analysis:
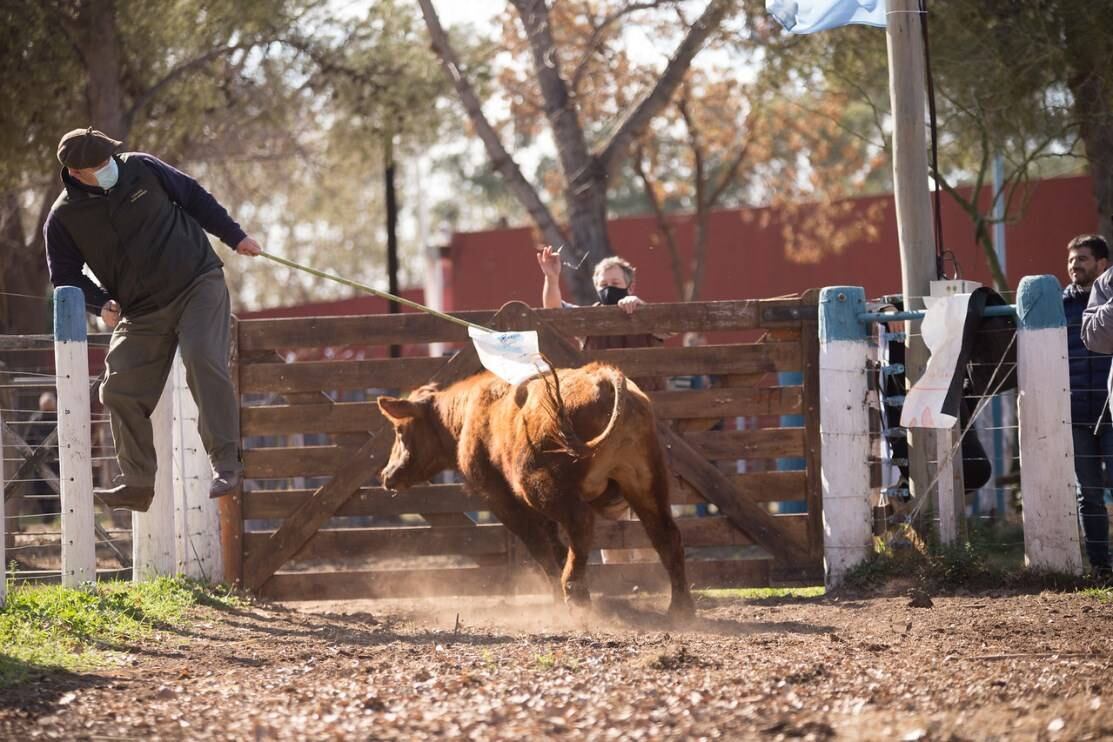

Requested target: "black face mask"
[{"left": 598, "top": 286, "right": 629, "bottom": 305}]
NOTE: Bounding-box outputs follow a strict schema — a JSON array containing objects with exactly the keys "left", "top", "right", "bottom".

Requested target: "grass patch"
[
  {"left": 1080, "top": 586, "right": 1113, "bottom": 602},
  {"left": 696, "top": 587, "right": 825, "bottom": 600},
  {"left": 535, "top": 651, "right": 578, "bottom": 671},
  {"left": 0, "top": 576, "right": 243, "bottom": 687},
  {"left": 841, "top": 522, "right": 1096, "bottom": 594}
]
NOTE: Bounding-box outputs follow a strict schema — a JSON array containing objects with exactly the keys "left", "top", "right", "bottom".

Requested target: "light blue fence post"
[
  {"left": 53, "top": 286, "right": 97, "bottom": 586},
  {"left": 1014, "top": 275, "right": 1082, "bottom": 573},
  {"left": 819, "top": 286, "right": 873, "bottom": 586}
]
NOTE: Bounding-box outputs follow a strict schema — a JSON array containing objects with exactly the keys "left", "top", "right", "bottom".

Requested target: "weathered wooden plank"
[
  {"left": 0, "top": 332, "right": 112, "bottom": 351},
  {"left": 223, "top": 319, "right": 244, "bottom": 586},
  {"left": 242, "top": 474, "right": 802, "bottom": 518},
  {"left": 242, "top": 445, "right": 348, "bottom": 480},
  {"left": 236, "top": 299, "right": 810, "bottom": 352},
  {"left": 730, "top": 471, "right": 808, "bottom": 503},
  {"left": 584, "top": 342, "right": 801, "bottom": 378},
  {"left": 238, "top": 311, "right": 492, "bottom": 351},
  {"left": 547, "top": 299, "right": 808, "bottom": 336},
  {"left": 658, "top": 423, "right": 810, "bottom": 565},
  {"left": 682, "top": 428, "right": 805, "bottom": 461},
  {"left": 648, "top": 386, "right": 803, "bottom": 419},
  {"left": 595, "top": 516, "right": 755, "bottom": 549},
  {"left": 242, "top": 484, "right": 482, "bottom": 519},
  {"left": 258, "top": 558, "right": 774, "bottom": 601},
  {"left": 246, "top": 523, "right": 509, "bottom": 562},
  {"left": 241, "top": 401, "right": 382, "bottom": 436},
  {"left": 234, "top": 389, "right": 828, "bottom": 436},
  {"left": 799, "top": 289, "right": 824, "bottom": 561},
  {"left": 240, "top": 356, "right": 448, "bottom": 395},
  {"left": 773, "top": 513, "right": 810, "bottom": 549},
  {"left": 247, "top": 516, "right": 760, "bottom": 564}
]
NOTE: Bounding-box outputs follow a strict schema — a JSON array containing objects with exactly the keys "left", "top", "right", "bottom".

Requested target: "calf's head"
[{"left": 377, "top": 390, "right": 451, "bottom": 491}]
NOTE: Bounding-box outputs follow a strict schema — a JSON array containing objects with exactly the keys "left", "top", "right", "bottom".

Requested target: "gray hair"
[{"left": 592, "top": 256, "right": 636, "bottom": 288}]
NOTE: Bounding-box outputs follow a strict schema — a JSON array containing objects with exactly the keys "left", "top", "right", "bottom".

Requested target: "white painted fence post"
[
  {"left": 1, "top": 405, "right": 6, "bottom": 607},
  {"left": 133, "top": 351, "right": 223, "bottom": 582},
  {"left": 171, "top": 353, "right": 222, "bottom": 582},
  {"left": 819, "top": 286, "right": 873, "bottom": 587},
  {"left": 1015, "top": 275, "right": 1083, "bottom": 573},
  {"left": 133, "top": 371, "right": 176, "bottom": 580},
  {"left": 53, "top": 286, "right": 96, "bottom": 586}
]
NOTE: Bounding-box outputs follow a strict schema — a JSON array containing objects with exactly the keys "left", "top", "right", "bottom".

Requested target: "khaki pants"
[{"left": 100, "top": 269, "right": 239, "bottom": 487}]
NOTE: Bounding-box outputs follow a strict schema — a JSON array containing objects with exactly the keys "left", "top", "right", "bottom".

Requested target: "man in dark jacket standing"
[
  {"left": 1068, "top": 234, "right": 1113, "bottom": 576},
  {"left": 44, "top": 127, "right": 262, "bottom": 512}
]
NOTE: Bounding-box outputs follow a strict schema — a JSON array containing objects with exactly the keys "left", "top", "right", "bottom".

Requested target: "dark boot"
[
  {"left": 94, "top": 484, "right": 155, "bottom": 512},
  {"left": 209, "top": 470, "right": 241, "bottom": 498}
]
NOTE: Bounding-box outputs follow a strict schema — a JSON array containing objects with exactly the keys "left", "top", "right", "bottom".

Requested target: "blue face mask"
[{"left": 93, "top": 158, "right": 119, "bottom": 190}]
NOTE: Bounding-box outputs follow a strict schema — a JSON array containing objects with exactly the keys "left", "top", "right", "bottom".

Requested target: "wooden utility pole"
[{"left": 885, "top": 0, "right": 943, "bottom": 524}]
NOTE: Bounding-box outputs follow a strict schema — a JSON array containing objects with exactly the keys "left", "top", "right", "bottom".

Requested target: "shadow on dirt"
[
  {"left": 0, "top": 656, "right": 112, "bottom": 716},
  {"left": 593, "top": 597, "right": 835, "bottom": 635}
]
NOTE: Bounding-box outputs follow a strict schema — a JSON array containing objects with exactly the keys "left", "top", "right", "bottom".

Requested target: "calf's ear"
[{"left": 378, "top": 396, "right": 419, "bottom": 422}]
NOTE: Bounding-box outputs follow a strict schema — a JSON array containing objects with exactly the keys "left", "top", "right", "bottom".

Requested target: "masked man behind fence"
[
  {"left": 43, "top": 127, "right": 263, "bottom": 512},
  {"left": 536, "top": 246, "right": 665, "bottom": 391}
]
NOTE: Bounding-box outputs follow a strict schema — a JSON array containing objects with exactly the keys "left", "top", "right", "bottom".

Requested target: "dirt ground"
[{"left": 2, "top": 587, "right": 1112, "bottom": 741}]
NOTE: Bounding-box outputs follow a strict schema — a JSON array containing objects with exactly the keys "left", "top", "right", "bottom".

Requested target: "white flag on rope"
[
  {"left": 766, "top": 0, "right": 887, "bottom": 34},
  {"left": 900, "top": 293, "right": 974, "bottom": 429},
  {"left": 468, "top": 327, "right": 552, "bottom": 385}
]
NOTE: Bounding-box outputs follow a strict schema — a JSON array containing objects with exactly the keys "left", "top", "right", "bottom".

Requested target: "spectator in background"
[
  {"left": 1067, "top": 234, "right": 1112, "bottom": 577},
  {"left": 536, "top": 246, "right": 665, "bottom": 390}
]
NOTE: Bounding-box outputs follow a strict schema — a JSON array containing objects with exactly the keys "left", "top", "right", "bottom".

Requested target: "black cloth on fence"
[{"left": 879, "top": 287, "right": 1011, "bottom": 495}]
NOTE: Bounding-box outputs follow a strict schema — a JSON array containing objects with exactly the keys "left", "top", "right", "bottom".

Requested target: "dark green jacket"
[{"left": 44, "top": 153, "right": 245, "bottom": 316}]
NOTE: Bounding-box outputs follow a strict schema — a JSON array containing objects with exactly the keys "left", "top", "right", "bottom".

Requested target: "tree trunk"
[
  {"left": 18, "top": 0, "right": 132, "bottom": 336},
  {"left": 1064, "top": 10, "right": 1113, "bottom": 240},
  {"left": 510, "top": 0, "right": 609, "bottom": 304},
  {"left": 73, "top": 0, "right": 128, "bottom": 138},
  {"left": 562, "top": 166, "right": 612, "bottom": 304},
  {"left": 1072, "top": 77, "right": 1113, "bottom": 240},
  {"left": 0, "top": 193, "right": 47, "bottom": 335},
  {"left": 384, "top": 136, "right": 401, "bottom": 358},
  {"left": 419, "top": 0, "right": 736, "bottom": 306}
]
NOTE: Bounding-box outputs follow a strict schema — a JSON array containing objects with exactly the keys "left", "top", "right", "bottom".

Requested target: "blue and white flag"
[{"left": 767, "top": 0, "right": 887, "bottom": 34}]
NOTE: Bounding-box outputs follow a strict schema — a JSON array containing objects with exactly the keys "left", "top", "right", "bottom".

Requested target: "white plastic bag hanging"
[
  {"left": 468, "top": 327, "right": 552, "bottom": 384},
  {"left": 900, "top": 293, "right": 973, "bottom": 429}
]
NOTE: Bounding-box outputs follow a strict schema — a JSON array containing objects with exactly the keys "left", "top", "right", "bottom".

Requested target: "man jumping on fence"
[{"left": 43, "top": 127, "right": 262, "bottom": 512}]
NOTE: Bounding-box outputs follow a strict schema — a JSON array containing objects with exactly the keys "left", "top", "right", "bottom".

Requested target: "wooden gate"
[{"left": 229, "top": 293, "right": 823, "bottom": 600}]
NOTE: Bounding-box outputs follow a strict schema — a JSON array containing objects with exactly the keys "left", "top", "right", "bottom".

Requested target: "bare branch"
[
  {"left": 598, "top": 0, "right": 737, "bottom": 176},
  {"left": 569, "top": 1, "right": 679, "bottom": 93},
  {"left": 510, "top": 0, "right": 593, "bottom": 186},
  {"left": 124, "top": 42, "right": 261, "bottom": 129},
  {"left": 417, "top": 0, "right": 567, "bottom": 249}
]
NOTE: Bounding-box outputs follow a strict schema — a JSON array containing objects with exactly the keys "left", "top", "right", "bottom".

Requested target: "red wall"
[
  {"left": 241, "top": 175, "right": 1098, "bottom": 318},
  {"left": 445, "top": 175, "right": 1098, "bottom": 310}
]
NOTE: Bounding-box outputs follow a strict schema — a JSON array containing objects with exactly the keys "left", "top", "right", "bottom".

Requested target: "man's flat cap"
[{"left": 57, "top": 127, "right": 123, "bottom": 169}]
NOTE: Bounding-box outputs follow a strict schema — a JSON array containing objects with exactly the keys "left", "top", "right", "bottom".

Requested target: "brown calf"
[{"left": 377, "top": 362, "right": 694, "bottom": 617}]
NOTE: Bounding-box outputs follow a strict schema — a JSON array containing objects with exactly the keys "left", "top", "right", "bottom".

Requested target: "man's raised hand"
[{"left": 536, "top": 245, "right": 562, "bottom": 278}]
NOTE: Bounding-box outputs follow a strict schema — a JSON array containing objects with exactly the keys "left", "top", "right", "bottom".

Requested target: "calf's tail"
[
  {"left": 583, "top": 367, "right": 626, "bottom": 449},
  {"left": 537, "top": 363, "right": 627, "bottom": 458}
]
